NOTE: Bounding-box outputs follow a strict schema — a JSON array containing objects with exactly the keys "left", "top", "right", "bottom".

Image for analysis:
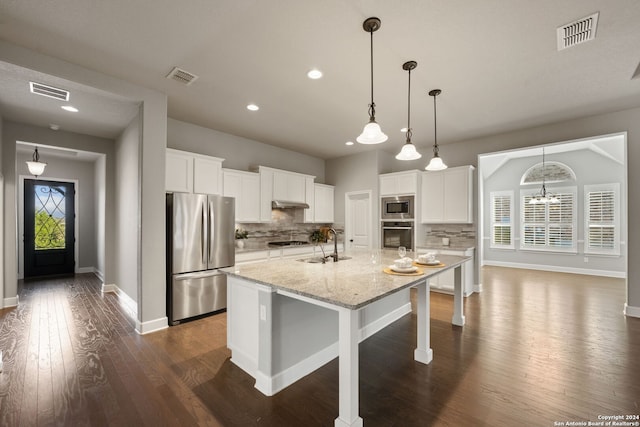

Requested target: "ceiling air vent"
[
  {"left": 557, "top": 12, "right": 599, "bottom": 51},
  {"left": 166, "top": 67, "right": 199, "bottom": 86},
  {"left": 29, "top": 81, "right": 70, "bottom": 101}
]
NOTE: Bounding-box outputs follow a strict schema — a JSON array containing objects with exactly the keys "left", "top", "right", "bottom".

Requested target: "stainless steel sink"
[{"left": 296, "top": 256, "right": 352, "bottom": 264}]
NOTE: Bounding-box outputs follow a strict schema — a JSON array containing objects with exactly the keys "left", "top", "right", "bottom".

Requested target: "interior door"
[
  {"left": 24, "top": 179, "right": 75, "bottom": 278},
  {"left": 346, "top": 191, "right": 372, "bottom": 249}
]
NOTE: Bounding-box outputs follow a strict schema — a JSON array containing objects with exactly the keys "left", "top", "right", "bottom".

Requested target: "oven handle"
[{"left": 382, "top": 226, "right": 414, "bottom": 230}]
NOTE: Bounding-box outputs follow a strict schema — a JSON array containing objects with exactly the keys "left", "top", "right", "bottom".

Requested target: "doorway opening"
[{"left": 23, "top": 179, "right": 76, "bottom": 278}]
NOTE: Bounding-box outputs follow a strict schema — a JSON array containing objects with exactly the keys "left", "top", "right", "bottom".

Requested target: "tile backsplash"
[
  {"left": 422, "top": 224, "right": 476, "bottom": 247},
  {"left": 235, "top": 208, "right": 338, "bottom": 250}
]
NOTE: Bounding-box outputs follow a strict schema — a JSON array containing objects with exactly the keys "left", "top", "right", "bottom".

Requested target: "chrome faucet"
[{"left": 327, "top": 228, "right": 338, "bottom": 262}]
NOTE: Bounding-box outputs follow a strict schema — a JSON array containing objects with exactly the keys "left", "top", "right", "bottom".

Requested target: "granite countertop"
[{"left": 225, "top": 249, "right": 471, "bottom": 310}]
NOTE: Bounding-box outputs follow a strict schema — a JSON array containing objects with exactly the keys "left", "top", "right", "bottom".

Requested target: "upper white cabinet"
[
  {"left": 421, "top": 165, "right": 474, "bottom": 223},
  {"left": 379, "top": 170, "right": 419, "bottom": 196},
  {"left": 223, "top": 169, "right": 260, "bottom": 223},
  {"left": 166, "top": 149, "right": 224, "bottom": 195},
  {"left": 258, "top": 166, "right": 316, "bottom": 222},
  {"left": 313, "top": 183, "right": 335, "bottom": 223},
  {"left": 272, "top": 170, "right": 307, "bottom": 203}
]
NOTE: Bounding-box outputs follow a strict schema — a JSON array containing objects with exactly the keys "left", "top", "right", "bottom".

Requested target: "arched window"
[{"left": 520, "top": 161, "right": 576, "bottom": 185}]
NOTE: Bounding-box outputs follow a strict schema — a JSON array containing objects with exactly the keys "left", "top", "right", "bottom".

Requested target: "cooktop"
[{"left": 268, "top": 240, "right": 310, "bottom": 247}]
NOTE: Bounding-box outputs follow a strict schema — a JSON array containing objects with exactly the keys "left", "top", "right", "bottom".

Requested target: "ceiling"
[{"left": 1, "top": 0, "right": 639, "bottom": 160}]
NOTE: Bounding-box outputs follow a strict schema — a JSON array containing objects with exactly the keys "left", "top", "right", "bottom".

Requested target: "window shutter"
[
  {"left": 587, "top": 189, "right": 616, "bottom": 251},
  {"left": 491, "top": 193, "right": 512, "bottom": 247}
]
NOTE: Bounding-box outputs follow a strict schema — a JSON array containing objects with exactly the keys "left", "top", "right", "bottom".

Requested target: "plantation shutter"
[
  {"left": 586, "top": 188, "right": 616, "bottom": 252},
  {"left": 491, "top": 193, "right": 512, "bottom": 247}
]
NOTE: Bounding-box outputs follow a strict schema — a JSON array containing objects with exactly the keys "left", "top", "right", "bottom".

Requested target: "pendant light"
[
  {"left": 26, "top": 147, "right": 47, "bottom": 177},
  {"left": 425, "top": 89, "right": 448, "bottom": 171},
  {"left": 529, "top": 147, "right": 559, "bottom": 204},
  {"left": 396, "top": 61, "right": 421, "bottom": 161},
  {"left": 356, "top": 17, "right": 388, "bottom": 144}
]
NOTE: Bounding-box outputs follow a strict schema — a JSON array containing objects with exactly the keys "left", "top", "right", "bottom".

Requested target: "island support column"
[
  {"left": 413, "top": 278, "right": 433, "bottom": 364},
  {"left": 452, "top": 265, "right": 465, "bottom": 326},
  {"left": 335, "top": 307, "right": 363, "bottom": 427}
]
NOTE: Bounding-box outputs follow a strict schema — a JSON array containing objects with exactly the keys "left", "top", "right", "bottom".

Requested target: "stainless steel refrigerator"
[{"left": 166, "top": 193, "right": 235, "bottom": 325}]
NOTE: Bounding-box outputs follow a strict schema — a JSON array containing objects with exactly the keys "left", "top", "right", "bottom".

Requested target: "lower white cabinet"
[
  {"left": 416, "top": 247, "right": 475, "bottom": 296},
  {"left": 223, "top": 169, "right": 260, "bottom": 222}
]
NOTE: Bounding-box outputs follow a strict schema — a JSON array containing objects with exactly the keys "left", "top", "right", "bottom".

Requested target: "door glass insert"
[{"left": 34, "top": 184, "right": 66, "bottom": 250}]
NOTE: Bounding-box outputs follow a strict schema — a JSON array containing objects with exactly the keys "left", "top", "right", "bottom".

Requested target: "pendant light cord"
[
  {"left": 406, "top": 67, "right": 412, "bottom": 142},
  {"left": 432, "top": 94, "right": 438, "bottom": 155},
  {"left": 368, "top": 29, "right": 376, "bottom": 121}
]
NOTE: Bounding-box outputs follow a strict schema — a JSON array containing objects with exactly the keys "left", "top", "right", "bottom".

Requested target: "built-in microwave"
[{"left": 381, "top": 195, "right": 414, "bottom": 220}]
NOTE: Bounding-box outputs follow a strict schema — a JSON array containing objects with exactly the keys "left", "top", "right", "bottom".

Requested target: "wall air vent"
[
  {"left": 166, "top": 67, "right": 199, "bottom": 85},
  {"left": 29, "top": 82, "right": 70, "bottom": 101},
  {"left": 557, "top": 12, "right": 599, "bottom": 51}
]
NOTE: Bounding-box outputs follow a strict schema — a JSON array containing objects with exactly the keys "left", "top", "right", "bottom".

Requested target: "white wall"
[
  {"left": 482, "top": 148, "right": 626, "bottom": 275},
  {"left": 167, "top": 118, "right": 325, "bottom": 182},
  {"left": 114, "top": 113, "right": 140, "bottom": 302},
  {"left": 16, "top": 151, "right": 98, "bottom": 273},
  {"left": 94, "top": 155, "right": 106, "bottom": 280}
]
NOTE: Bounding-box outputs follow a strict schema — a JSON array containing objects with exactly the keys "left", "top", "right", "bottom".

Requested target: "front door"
[{"left": 24, "top": 179, "right": 75, "bottom": 278}]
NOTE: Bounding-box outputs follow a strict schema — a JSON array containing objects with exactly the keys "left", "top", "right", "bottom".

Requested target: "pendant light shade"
[
  {"left": 26, "top": 147, "right": 47, "bottom": 177},
  {"left": 357, "top": 17, "right": 388, "bottom": 145},
  {"left": 425, "top": 89, "right": 447, "bottom": 171},
  {"left": 396, "top": 61, "right": 421, "bottom": 161}
]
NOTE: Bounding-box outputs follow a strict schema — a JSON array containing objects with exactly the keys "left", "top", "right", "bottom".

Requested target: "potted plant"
[
  {"left": 235, "top": 228, "right": 248, "bottom": 249},
  {"left": 309, "top": 229, "right": 327, "bottom": 259}
]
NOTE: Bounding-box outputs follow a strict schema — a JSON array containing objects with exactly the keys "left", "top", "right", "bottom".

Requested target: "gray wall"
[
  {"left": 95, "top": 155, "right": 107, "bottom": 280},
  {"left": 168, "top": 118, "right": 326, "bottom": 182},
  {"left": 482, "top": 148, "right": 626, "bottom": 274},
  {"left": 16, "top": 151, "right": 98, "bottom": 272},
  {"left": 2, "top": 121, "right": 114, "bottom": 300},
  {"left": 114, "top": 113, "right": 140, "bottom": 302}
]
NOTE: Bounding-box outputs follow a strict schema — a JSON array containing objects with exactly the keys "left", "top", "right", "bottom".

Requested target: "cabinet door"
[
  {"left": 443, "top": 167, "right": 471, "bottom": 223},
  {"left": 193, "top": 157, "right": 222, "bottom": 195},
  {"left": 288, "top": 174, "right": 306, "bottom": 203},
  {"left": 314, "top": 184, "right": 334, "bottom": 223},
  {"left": 166, "top": 150, "right": 193, "bottom": 193},
  {"left": 304, "top": 178, "right": 315, "bottom": 223},
  {"left": 240, "top": 173, "right": 260, "bottom": 222},
  {"left": 397, "top": 173, "right": 417, "bottom": 194},
  {"left": 421, "top": 172, "right": 444, "bottom": 222},
  {"left": 272, "top": 171, "right": 289, "bottom": 201},
  {"left": 379, "top": 176, "right": 396, "bottom": 196},
  {"left": 259, "top": 168, "right": 274, "bottom": 222}
]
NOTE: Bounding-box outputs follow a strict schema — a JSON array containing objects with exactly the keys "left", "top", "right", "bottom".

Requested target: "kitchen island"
[{"left": 225, "top": 249, "right": 471, "bottom": 427}]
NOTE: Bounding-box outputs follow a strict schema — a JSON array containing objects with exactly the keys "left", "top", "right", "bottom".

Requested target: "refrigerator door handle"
[
  {"left": 208, "top": 200, "right": 215, "bottom": 265},
  {"left": 201, "top": 200, "right": 208, "bottom": 265},
  {"left": 174, "top": 270, "right": 224, "bottom": 281}
]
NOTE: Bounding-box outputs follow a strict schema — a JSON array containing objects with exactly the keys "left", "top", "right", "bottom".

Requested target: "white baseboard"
[
  {"left": 483, "top": 260, "right": 626, "bottom": 278},
  {"left": 136, "top": 317, "right": 169, "bottom": 335},
  {"left": 3, "top": 295, "right": 19, "bottom": 308},
  {"left": 359, "top": 302, "right": 412, "bottom": 341},
  {"left": 93, "top": 268, "right": 104, "bottom": 282},
  {"left": 473, "top": 283, "right": 483, "bottom": 293},
  {"left": 624, "top": 304, "right": 640, "bottom": 318},
  {"left": 77, "top": 266, "right": 95, "bottom": 274},
  {"left": 101, "top": 283, "right": 118, "bottom": 293}
]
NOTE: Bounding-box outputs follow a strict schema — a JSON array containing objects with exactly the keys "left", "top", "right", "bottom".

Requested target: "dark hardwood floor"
[{"left": 0, "top": 268, "right": 638, "bottom": 426}]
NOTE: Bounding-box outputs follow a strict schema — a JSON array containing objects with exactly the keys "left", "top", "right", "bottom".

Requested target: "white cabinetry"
[
  {"left": 379, "top": 170, "right": 419, "bottom": 196},
  {"left": 166, "top": 149, "right": 224, "bottom": 195},
  {"left": 421, "top": 165, "right": 474, "bottom": 223},
  {"left": 272, "top": 170, "right": 307, "bottom": 203},
  {"left": 223, "top": 169, "right": 260, "bottom": 223},
  {"left": 313, "top": 183, "right": 334, "bottom": 223}
]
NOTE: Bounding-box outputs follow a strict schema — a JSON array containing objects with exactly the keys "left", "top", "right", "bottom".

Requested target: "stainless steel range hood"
[{"left": 271, "top": 200, "right": 310, "bottom": 209}]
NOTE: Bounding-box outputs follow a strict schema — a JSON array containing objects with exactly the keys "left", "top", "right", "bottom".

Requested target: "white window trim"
[
  {"left": 584, "top": 183, "right": 620, "bottom": 256},
  {"left": 519, "top": 186, "right": 577, "bottom": 253},
  {"left": 490, "top": 190, "right": 514, "bottom": 249}
]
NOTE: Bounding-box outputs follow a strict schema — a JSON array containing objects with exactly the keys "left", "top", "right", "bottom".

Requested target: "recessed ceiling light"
[
  {"left": 345, "top": 141, "right": 354, "bottom": 146},
  {"left": 307, "top": 69, "right": 323, "bottom": 79},
  {"left": 49, "top": 124, "right": 60, "bottom": 131},
  {"left": 247, "top": 104, "right": 259, "bottom": 111},
  {"left": 61, "top": 105, "right": 78, "bottom": 112}
]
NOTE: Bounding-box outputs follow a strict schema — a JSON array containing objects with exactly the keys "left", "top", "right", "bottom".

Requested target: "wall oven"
[
  {"left": 381, "top": 221, "right": 414, "bottom": 250},
  {"left": 381, "top": 195, "right": 414, "bottom": 220}
]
